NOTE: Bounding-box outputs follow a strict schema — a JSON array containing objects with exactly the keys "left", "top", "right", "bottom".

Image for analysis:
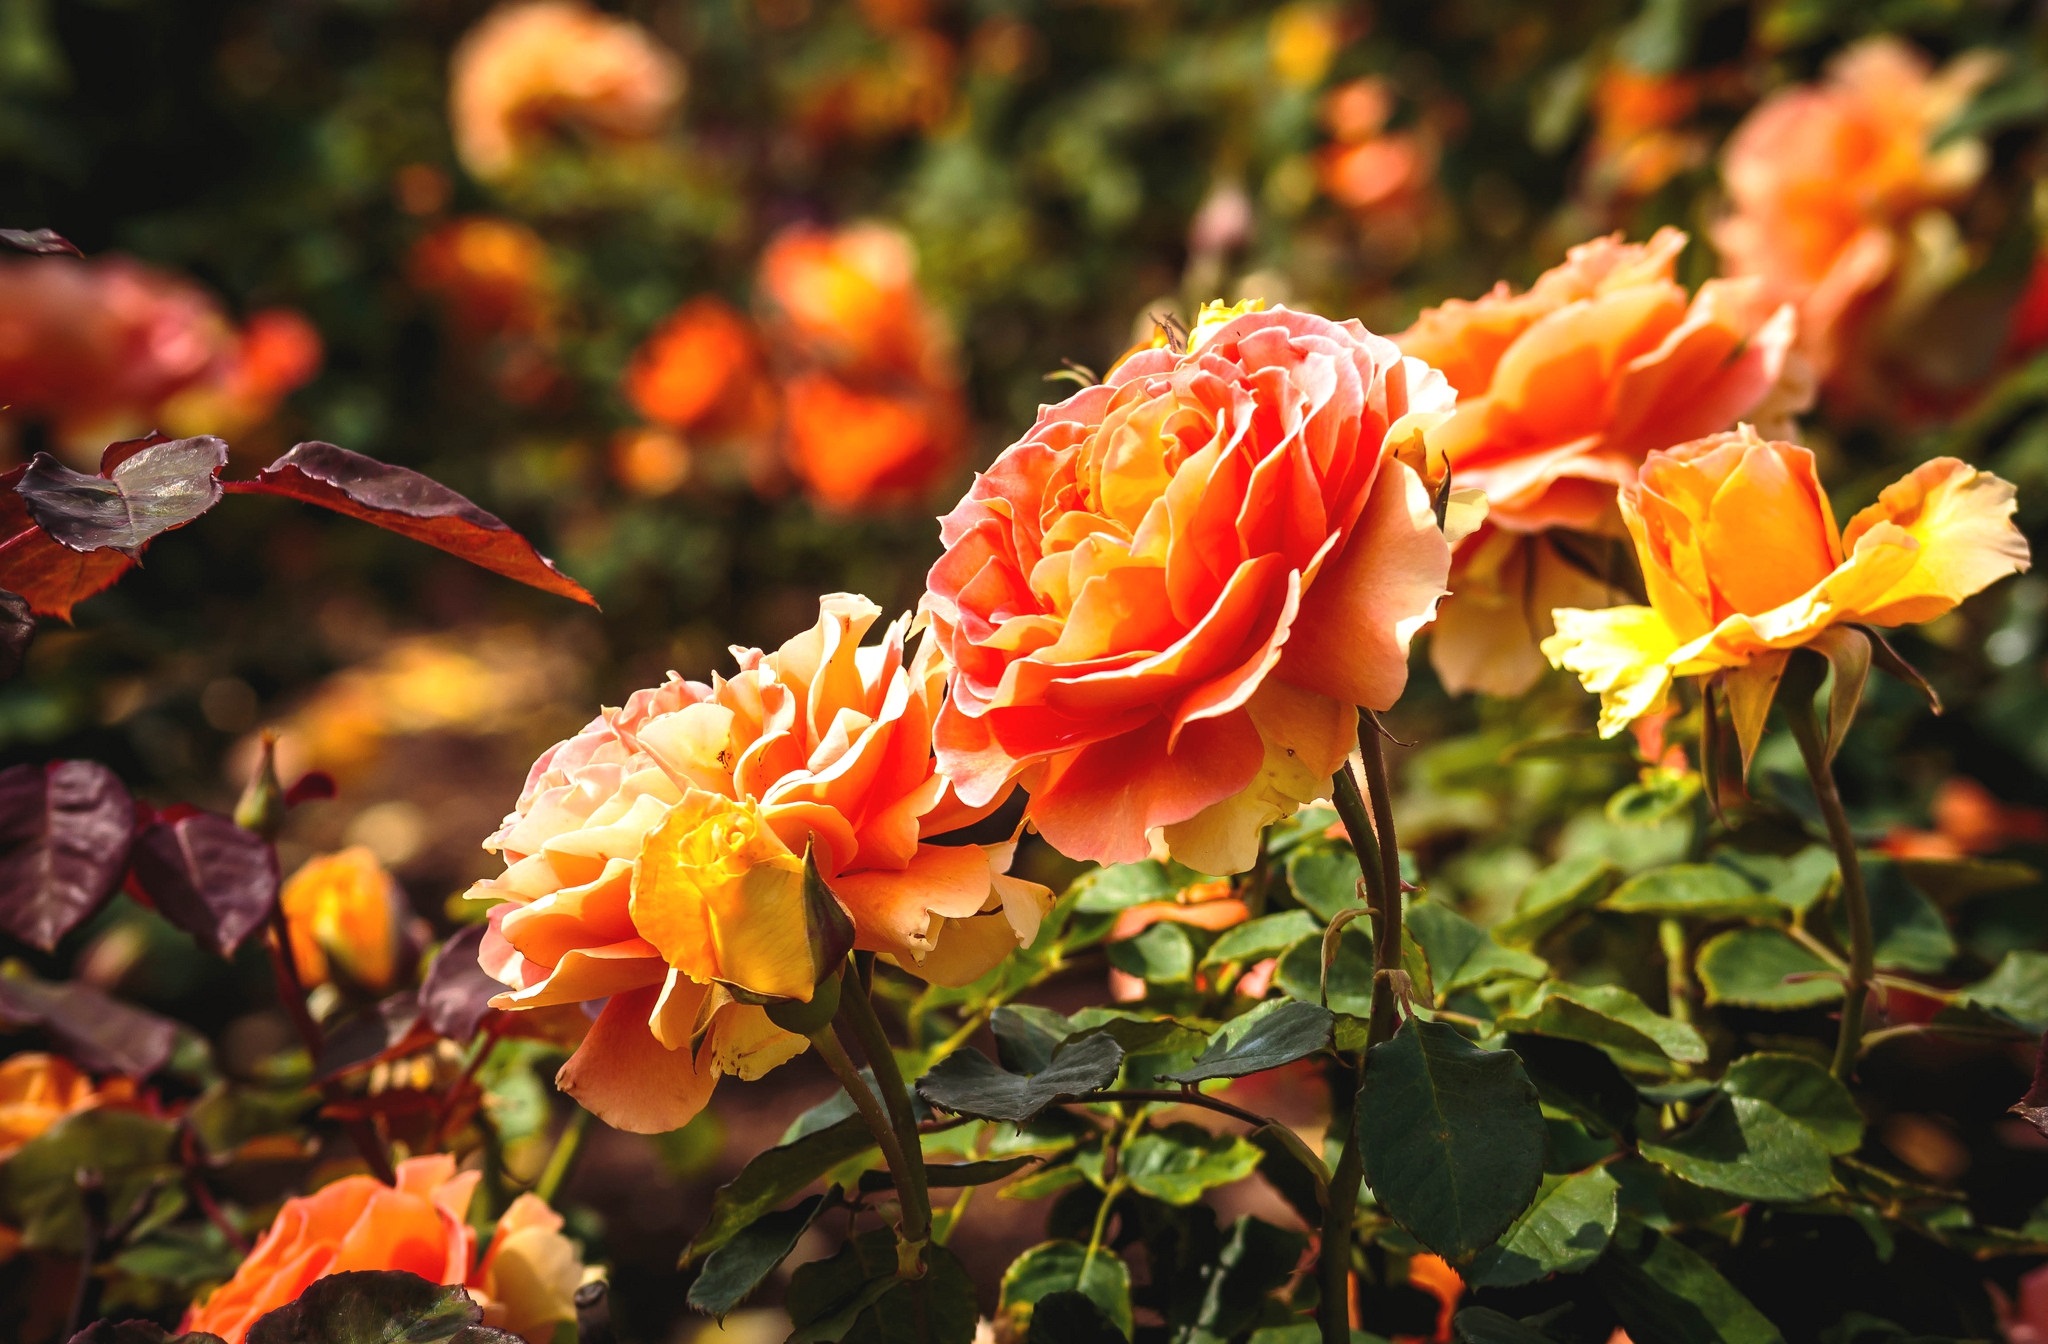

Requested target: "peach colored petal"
[
  {"left": 833, "top": 841, "right": 999, "bottom": 961},
  {"left": 1159, "top": 678, "right": 1355, "bottom": 875},
  {"left": 555, "top": 985, "right": 718, "bottom": 1133},
  {"left": 1837, "top": 457, "right": 2030, "bottom": 625},
  {"left": 1029, "top": 709, "right": 1265, "bottom": 866}
]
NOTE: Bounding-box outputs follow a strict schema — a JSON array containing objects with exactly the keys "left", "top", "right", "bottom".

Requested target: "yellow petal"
[
  {"left": 1542, "top": 604, "right": 1682, "bottom": 737},
  {"left": 1156, "top": 679, "right": 1354, "bottom": 874},
  {"left": 1836, "top": 458, "right": 2030, "bottom": 627}
]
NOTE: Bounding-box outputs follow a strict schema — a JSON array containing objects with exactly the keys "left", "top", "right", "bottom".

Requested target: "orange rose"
[
  {"left": 756, "top": 222, "right": 952, "bottom": 386},
  {"left": 781, "top": 371, "right": 963, "bottom": 511},
  {"left": 449, "top": 0, "right": 683, "bottom": 181},
  {"left": 624, "top": 297, "right": 771, "bottom": 434},
  {"left": 1713, "top": 38, "right": 1996, "bottom": 393},
  {"left": 181, "top": 1155, "right": 582, "bottom": 1344},
  {"left": 471, "top": 594, "right": 1050, "bottom": 1132},
  {"left": 280, "top": 847, "right": 410, "bottom": 995},
  {"left": 925, "top": 302, "right": 1453, "bottom": 873},
  {"left": 1396, "top": 228, "right": 1802, "bottom": 695},
  {"left": 1544, "top": 427, "right": 2030, "bottom": 734},
  {"left": 409, "top": 217, "right": 556, "bottom": 340},
  {"left": 1315, "top": 79, "right": 1436, "bottom": 262},
  {"left": 1584, "top": 65, "right": 1704, "bottom": 203},
  {"left": 0, "top": 1054, "right": 144, "bottom": 1161}
]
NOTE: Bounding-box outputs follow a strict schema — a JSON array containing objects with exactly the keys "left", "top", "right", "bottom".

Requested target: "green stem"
[
  {"left": 533, "top": 1105, "right": 592, "bottom": 1205},
  {"left": 1659, "top": 918, "right": 1692, "bottom": 1028},
  {"left": 1356, "top": 719, "right": 1406, "bottom": 1051},
  {"left": 1317, "top": 1060, "right": 1364, "bottom": 1344},
  {"left": 835, "top": 968, "right": 934, "bottom": 1255},
  {"left": 1785, "top": 697, "right": 1873, "bottom": 1081},
  {"left": 809, "top": 1023, "right": 916, "bottom": 1210}
]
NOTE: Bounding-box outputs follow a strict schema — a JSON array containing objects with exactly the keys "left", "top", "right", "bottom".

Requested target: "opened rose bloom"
[
  {"left": 1713, "top": 37, "right": 1996, "bottom": 394},
  {"left": 1396, "top": 228, "right": 1802, "bottom": 695},
  {"left": 926, "top": 302, "right": 1454, "bottom": 874},
  {"left": 449, "top": 0, "right": 683, "bottom": 181},
  {"left": 472, "top": 594, "right": 1050, "bottom": 1132},
  {"left": 181, "top": 1155, "right": 582, "bottom": 1344},
  {"left": 1543, "top": 426, "right": 2030, "bottom": 735}
]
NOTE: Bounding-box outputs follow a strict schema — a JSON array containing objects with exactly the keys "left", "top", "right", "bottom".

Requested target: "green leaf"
[
  {"left": 1120, "top": 1122, "right": 1264, "bottom": 1205},
  {"left": 1959, "top": 950, "right": 2048, "bottom": 1031},
  {"left": 1451, "top": 1307, "right": 1562, "bottom": 1343},
  {"left": 859, "top": 1158, "right": 1038, "bottom": 1192},
  {"left": 1106, "top": 921, "right": 1195, "bottom": 984},
  {"left": 1203, "top": 911, "right": 1320, "bottom": 967},
  {"left": 1166, "top": 1000, "right": 1333, "bottom": 1083},
  {"left": 1000, "top": 1240, "right": 1134, "bottom": 1339},
  {"left": 1504, "top": 1034, "right": 1639, "bottom": 1138},
  {"left": 1250, "top": 1123, "right": 1329, "bottom": 1226},
  {"left": 681, "top": 1113, "right": 874, "bottom": 1266},
  {"left": 1187, "top": 1216, "right": 1310, "bottom": 1344},
  {"left": 916, "top": 1034, "right": 1124, "bottom": 1122},
  {"left": 1070, "top": 861, "right": 1184, "bottom": 913},
  {"left": 992, "top": 1005, "right": 1075, "bottom": 1074},
  {"left": 1406, "top": 902, "right": 1546, "bottom": 996},
  {"left": 1025, "top": 1292, "right": 1127, "bottom": 1344},
  {"left": 1696, "top": 928, "right": 1842, "bottom": 1009},
  {"left": 245, "top": 1271, "right": 519, "bottom": 1344},
  {"left": 1497, "top": 855, "right": 1616, "bottom": 946},
  {"left": 1277, "top": 924, "right": 1373, "bottom": 1016},
  {"left": 786, "top": 1230, "right": 977, "bottom": 1344},
  {"left": 0, "top": 1108, "right": 179, "bottom": 1252},
  {"left": 1841, "top": 859, "right": 1956, "bottom": 975},
  {"left": 1285, "top": 846, "right": 1363, "bottom": 922},
  {"left": 1494, "top": 983, "right": 1707, "bottom": 1071},
  {"left": 1594, "top": 1221, "right": 1785, "bottom": 1344},
  {"left": 1715, "top": 848, "right": 1837, "bottom": 913},
  {"left": 1359, "top": 1019, "right": 1547, "bottom": 1260},
  {"left": 1639, "top": 1094, "right": 1837, "bottom": 1201},
  {"left": 687, "top": 1191, "right": 835, "bottom": 1317},
  {"left": 1601, "top": 865, "right": 1779, "bottom": 921},
  {"left": 1720, "top": 1053, "right": 1863, "bottom": 1156},
  {"left": 1466, "top": 1166, "right": 1620, "bottom": 1288}
]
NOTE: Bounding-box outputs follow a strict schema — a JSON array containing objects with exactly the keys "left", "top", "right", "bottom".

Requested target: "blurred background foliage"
[{"left": 6, "top": 0, "right": 2048, "bottom": 1339}]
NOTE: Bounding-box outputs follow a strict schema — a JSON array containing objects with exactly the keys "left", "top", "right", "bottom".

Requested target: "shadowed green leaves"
[
  {"left": 1001, "top": 1240, "right": 1133, "bottom": 1340},
  {"left": 917, "top": 1033, "right": 1124, "bottom": 1122},
  {"left": 1697, "top": 928, "right": 1842, "bottom": 1009},
  {"left": 687, "top": 1189, "right": 838, "bottom": 1317},
  {"left": 1639, "top": 1056, "right": 1854, "bottom": 1201},
  {"left": 1593, "top": 1221, "right": 1784, "bottom": 1344},
  {"left": 786, "top": 1230, "right": 976, "bottom": 1344},
  {"left": 1466, "top": 1166, "right": 1620, "bottom": 1288},
  {"left": 1359, "top": 1019, "right": 1547, "bottom": 1260},
  {"left": 1166, "top": 1000, "right": 1333, "bottom": 1083},
  {"left": 681, "top": 1114, "right": 874, "bottom": 1268},
  {"left": 1494, "top": 983, "right": 1706, "bottom": 1073},
  {"left": 244, "top": 1271, "right": 521, "bottom": 1344}
]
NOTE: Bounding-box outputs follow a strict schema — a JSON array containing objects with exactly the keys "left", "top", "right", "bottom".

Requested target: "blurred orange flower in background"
[
  {"left": 624, "top": 296, "right": 771, "bottom": 434},
  {"left": 0, "top": 255, "right": 320, "bottom": 457},
  {"left": 181, "top": 1155, "right": 583, "bottom": 1344},
  {"left": 0, "top": 1054, "right": 148, "bottom": 1162},
  {"left": 1317, "top": 78, "right": 1438, "bottom": 264},
  {"left": 409, "top": 217, "right": 555, "bottom": 340},
  {"left": 780, "top": 372, "right": 963, "bottom": 512},
  {"left": 472, "top": 594, "right": 1050, "bottom": 1132},
  {"left": 280, "top": 847, "right": 412, "bottom": 995},
  {"left": 1584, "top": 64, "right": 1705, "bottom": 203},
  {"left": 926, "top": 303, "right": 1453, "bottom": 873},
  {"left": 1714, "top": 37, "right": 1997, "bottom": 400},
  {"left": 1397, "top": 228, "right": 1803, "bottom": 695},
  {"left": 449, "top": 0, "right": 683, "bottom": 182}
]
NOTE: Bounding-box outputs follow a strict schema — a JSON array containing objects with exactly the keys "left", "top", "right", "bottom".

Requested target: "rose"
[
  {"left": 0, "top": 1053, "right": 145, "bottom": 1162},
  {"left": 1713, "top": 38, "right": 1996, "bottom": 396},
  {"left": 1542, "top": 427, "right": 2030, "bottom": 736},
  {"left": 180, "top": 1155, "right": 582, "bottom": 1344},
  {"left": 781, "top": 371, "right": 963, "bottom": 511},
  {"left": 925, "top": 302, "right": 1454, "bottom": 874},
  {"left": 1394, "top": 228, "right": 1802, "bottom": 695},
  {"left": 448, "top": 0, "right": 683, "bottom": 181},
  {"left": 279, "top": 848, "right": 412, "bottom": 995},
  {"left": 471, "top": 594, "right": 1050, "bottom": 1133}
]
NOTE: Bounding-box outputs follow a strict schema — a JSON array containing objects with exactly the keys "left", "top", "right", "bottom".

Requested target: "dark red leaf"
[
  {"left": 1, "top": 228, "right": 82, "bottom": 256},
  {"left": 128, "top": 813, "right": 280, "bottom": 958},
  {"left": 0, "top": 588, "right": 33, "bottom": 680},
  {"left": 18, "top": 436, "right": 227, "bottom": 553},
  {"left": 2012, "top": 1031, "right": 2048, "bottom": 1138},
  {"left": 284, "top": 771, "right": 338, "bottom": 807},
  {"left": 0, "top": 470, "right": 136, "bottom": 619},
  {"left": 0, "top": 969, "right": 180, "bottom": 1076},
  {"left": 318, "top": 990, "right": 430, "bottom": 1079},
  {"left": 418, "top": 924, "right": 499, "bottom": 1043},
  {"left": 0, "top": 760, "right": 134, "bottom": 950},
  {"left": 226, "top": 442, "right": 597, "bottom": 607}
]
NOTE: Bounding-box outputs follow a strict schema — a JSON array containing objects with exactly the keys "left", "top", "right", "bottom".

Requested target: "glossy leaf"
[
  {"left": 1504, "top": 1034, "right": 1639, "bottom": 1138},
  {"left": 858, "top": 1157, "right": 1037, "bottom": 1191},
  {"left": 1069, "top": 860, "right": 1185, "bottom": 913},
  {"left": 418, "top": 924, "right": 500, "bottom": 1042},
  {"left": 1284, "top": 845, "right": 1363, "bottom": 922},
  {"left": 0, "top": 759, "right": 133, "bottom": 950},
  {"left": 0, "top": 967, "right": 182, "bottom": 1075},
  {"left": 1359, "top": 1019, "right": 1547, "bottom": 1260},
  {"left": 1405, "top": 901, "right": 1546, "bottom": 997},
  {"left": 0, "top": 1108, "right": 179, "bottom": 1252},
  {"left": 1467, "top": 1165, "right": 1620, "bottom": 1288},
  {"left": 1119, "top": 1122, "right": 1263, "bottom": 1205},
  {"left": 786, "top": 1229, "right": 976, "bottom": 1344},
  {"left": 992, "top": 1005, "right": 1074, "bottom": 1074},
  {"left": 1494, "top": 982, "right": 1707, "bottom": 1070},
  {"left": 225, "top": 442, "right": 597, "bottom": 607},
  {"left": 1202, "top": 910, "right": 1319, "bottom": 966},
  {"left": 1720, "top": 1053, "right": 1864, "bottom": 1155},
  {"left": 0, "top": 470, "right": 132, "bottom": 618},
  {"left": 1000, "top": 1239, "right": 1134, "bottom": 1339},
  {"left": 1593, "top": 1221, "right": 1784, "bottom": 1344},
  {"left": 916, "top": 1032, "right": 1124, "bottom": 1122},
  {"left": 1106, "top": 920, "right": 1195, "bottom": 984},
  {"left": 687, "top": 1190, "right": 834, "bottom": 1317},
  {"left": 1600, "top": 864, "right": 1779, "bottom": 921},
  {"left": 1277, "top": 923, "right": 1372, "bottom": 1016},
  {"left": 128, "top": 812, "right": 280, "bottom": 958},
  {"left": 245, "top": 1271, "right": 521, "bottom": 1344},
  {"left": 18, "top": 437, "right": 227, "bottom": 553},
  {"left": 680, "top": 1113, "right": 874, "bottom": 1267},
  {"left": 1187, "top": 1216, "right": 1309, "bottom": 1343},
  {"left": 1497, "top": 855, "right": 1616, "bottom": 946},
  {"left": 1166, "top": 999, "right": 1333, "bottom": 1083},
  {"left": 1639, "top": 1094, "right": 1836, "bottom": 1201},
  {"left": 1959, "top": 950, "right": 2048, "bottom": 1031},
  {"left": 1696, "top": 928, "right": 1842, "bottom": 1009}
]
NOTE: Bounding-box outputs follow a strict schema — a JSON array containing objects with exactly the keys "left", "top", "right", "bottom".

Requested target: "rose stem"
[
  {"left": 533, "top": 1104, "right": 593, "bottom": 1206},
  {"left": 1318, "top": 713, "right": 1407, "bottom": 1344},
  {"left": 1784, "top": 695, "right": 1874, "bottom": 1080},
  {"left": 264, "top": 901, "right": 397, "bottom": 1184},
  {"left": 836, "top": 961, "right": 934, "bottom": 1258}
]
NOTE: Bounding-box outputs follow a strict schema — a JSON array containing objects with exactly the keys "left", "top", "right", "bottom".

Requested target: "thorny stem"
[
  {"left": 1784, "top": 696, "right": 1874, "bottom": 1081},
  {"left": 265, "top": 903, "right": 396, "bottom": 1184},
  {"left": 534, "top": 1105, "right": 593, "bottom": 1206},
  {"left": 834, "top": 968, "right": 934, "bottom": 1259}
]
